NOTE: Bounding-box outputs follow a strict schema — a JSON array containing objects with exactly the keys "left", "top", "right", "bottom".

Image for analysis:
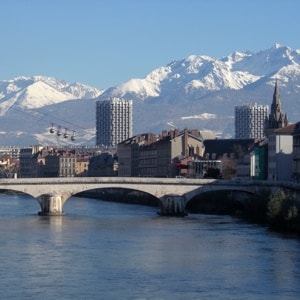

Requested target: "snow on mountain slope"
[
  {"left": 101, "top": 52, "right": 263, "bottom": 101},
  {"left": 230, "top": 44, "right": 297, "bottom": 76},
  {"left": 18, "top": 81, "right": 78, "bottom": 108},
  {"left": 100, "top": 66, "right": 172, "bottom": 100},
  {"left": 182, "top": 55, "right": 259, "bottom": 90},
  {"left": 0, "top": 76, "right": 103, "bottom": 110},
  {"left": 98, "top": 44, "right": 300, "bottom": 139},
  {"left": 0, "top": 44, "right": 300, "bottom": 146}
]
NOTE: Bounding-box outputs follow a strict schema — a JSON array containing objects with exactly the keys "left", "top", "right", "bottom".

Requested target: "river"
[{"left": 0, "top": 193, "right": 300, "bottom": 299}]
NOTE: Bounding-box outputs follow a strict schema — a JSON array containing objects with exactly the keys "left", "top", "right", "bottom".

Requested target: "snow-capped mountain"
[
  {"left": 0, "top": 76, "right": 102, "bottom": 111},
  {"left": 99, "top": 44, "right": 300, "bottom": 138},
  {"left": 0, "top": 44, "right": 300, "bottom": 146},
  {"left": 101, "top": 44, "right": 300, "bottom": 99},
  {"left": 0, "top": 76, "right": 103, "bottom": 145}
]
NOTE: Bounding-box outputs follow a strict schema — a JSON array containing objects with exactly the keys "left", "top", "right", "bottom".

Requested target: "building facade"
[
  {"left": 293, "top": 122, "right": 300, "bottom": 181},
  {"left": 263, "top": 80, "right": 291, "bottom": 181},
  {"left": 96, "top": 98, "right": 133, "bottom": 147},
  {"left": 118, "top": 133, "right": 157, "bottom": 177},
  {"left": 187, "top": 160, "right": 222, "bottom": 178},
  {"left": 235, "top": 103, "right": 269, "bottom": 139},
  {"left": 88, "top": 152, "right": 118, "bottom": 177},
  {"left": 117, "top": 129, "right": 205, "bottom": 178},
  {"left": 19, "top": 146, "right": 44, "bottom": 178},
  {"left": 267, "top": 124, "right": 295, "bottom": 181},
  {"left": 44, "top": 153, "right": 76, "bottom": 177},
  {"left": 204, "top": 138, "right": 257, "bottom": 179},
  {"left": 249, "top": 142, "right": 268, "bottom": 180}
]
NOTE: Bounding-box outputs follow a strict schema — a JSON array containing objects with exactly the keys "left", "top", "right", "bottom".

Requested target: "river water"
[{"left": 0, "top": 193, "right": 300, "bottom": 300}]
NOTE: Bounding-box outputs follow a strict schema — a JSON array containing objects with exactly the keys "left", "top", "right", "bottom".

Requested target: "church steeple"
[
  {"left": 265, "top": 80, "right": 288, "bottom": 133},
  {"left": 271, "top": 79, "right": 282, "bottom": 121}
]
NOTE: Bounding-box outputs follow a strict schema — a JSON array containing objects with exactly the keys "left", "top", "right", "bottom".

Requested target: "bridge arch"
[
  {"left": 37, "top": 185, "right": 161, "bottom": 216},
  {"left": 183, "top": 184, "right": 259, "bottom": 203},
  {"left": 75, "top": 187, "right": 160, "bottom": 207},
  {"left": 0, "top": 188, "right": 35, "bottom": 199},
  {"left": 0, "top": 177, "right": 298, "bottom": 216},
  {"left": 0, "top": 189, "right": 41, "bottom": 215}
]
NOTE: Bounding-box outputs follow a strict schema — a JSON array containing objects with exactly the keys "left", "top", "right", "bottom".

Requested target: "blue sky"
[{"left": 0, "top": 0, "right": 299, "bottom": 89}]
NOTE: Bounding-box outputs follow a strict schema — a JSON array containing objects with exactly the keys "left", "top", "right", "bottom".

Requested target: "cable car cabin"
[
  {"left": 50, "top": 123, "right": 55, "bottom": 133},
  {"left": 71, "top": 131, "right": 76, "bottom": 141}
]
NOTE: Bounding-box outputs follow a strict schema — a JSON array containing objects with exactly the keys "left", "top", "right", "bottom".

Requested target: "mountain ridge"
[{"left": 0, "top": 44, "right": 299, "bottom": 146}]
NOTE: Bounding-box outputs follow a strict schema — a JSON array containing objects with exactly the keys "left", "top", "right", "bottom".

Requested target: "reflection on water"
[{"left": 0, "top": 194, "right": 300, "bottom": 299}]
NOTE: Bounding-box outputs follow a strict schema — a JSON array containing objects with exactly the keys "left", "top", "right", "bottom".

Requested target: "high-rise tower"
[
  {"left": 235, "top": 103, "right": 269, "bottom": 139},
  {"left": 96, "top": 98, "right": 133, "bottom": 147}
]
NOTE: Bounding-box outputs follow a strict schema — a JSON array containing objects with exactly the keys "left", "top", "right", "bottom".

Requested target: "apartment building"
[
  {"left": 44, "top": 152, "right": 76, "bottom": 177},
  {"left": 118, "top": 133, "right": 157, "bottom": 177},
  {"left": 117, "top": 129, "right": 205, "bottom": 178},
  {"left": 76, "top": 157, "right": 89, "bottom": 177},
  {"left": 235, "top": 103, "right": 269, "bottom": 139},
  {"left": 204, "top": 138, "right": 257, "bottom": 179},
  {"left": 96, "top": 97, "right": 133, "bottom": 147},
  {"left": 88, "top": 152, "right": 117, "bottom": 177},
  {"left": 19, "top": 146, "right": 44, "bottom": 178}
]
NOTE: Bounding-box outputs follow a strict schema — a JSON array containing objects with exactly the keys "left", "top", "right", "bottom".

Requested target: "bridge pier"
[
  {"left": 38, "top": 194, "right": 64, "bottom": 216},
  {"left": 159, "top": 195, "right": 187, "bottom": 217}
]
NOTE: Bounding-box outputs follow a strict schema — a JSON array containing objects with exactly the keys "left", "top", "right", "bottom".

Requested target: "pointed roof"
[
  {"left": 266, "top": 80, "right": 288, "bottom": 131},
  {"left": 271, "top": 79, "right": 282, "bottom": 118}
]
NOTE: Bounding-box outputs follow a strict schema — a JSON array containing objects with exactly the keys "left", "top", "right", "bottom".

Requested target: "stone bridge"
[{"left": 0, "top": 177, "right": 299, "bottom": 216}]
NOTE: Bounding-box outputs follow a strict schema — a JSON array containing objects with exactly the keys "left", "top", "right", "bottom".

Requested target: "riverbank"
[{"left": 186, "top": 189, "right": 300, "bottom": 234}]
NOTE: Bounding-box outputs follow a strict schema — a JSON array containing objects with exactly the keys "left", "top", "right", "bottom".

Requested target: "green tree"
[
  {"left": 267, "top": 190, "right": 286, "bottom": 220},
  {"left": 267, "top": 190, "right": 300, "bottom": 231}
]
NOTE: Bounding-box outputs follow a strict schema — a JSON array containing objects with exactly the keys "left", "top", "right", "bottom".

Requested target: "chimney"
[{"left": 183, "top": 128, "right": 189, "bottom": 157}]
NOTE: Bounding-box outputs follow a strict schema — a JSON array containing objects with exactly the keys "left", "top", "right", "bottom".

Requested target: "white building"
[
  {"left": 235, "top": 103, "right": 269, "bottom": 139},
  {"left": 96, "top": 98, "right": 133, "bottom": 147},
  {"left": 267, "top": 124, "right": 295, "bottom": 181}
]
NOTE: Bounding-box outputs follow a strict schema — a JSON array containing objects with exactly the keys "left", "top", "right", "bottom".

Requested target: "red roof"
[{"left": 274, "top": 123, "right": 296, "bottom": 134}]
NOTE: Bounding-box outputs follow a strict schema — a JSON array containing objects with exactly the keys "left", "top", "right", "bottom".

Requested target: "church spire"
[
  {"left": 271, "top": 79, "right": 282, "bottom": 119},
  {"left": 265, "top": 80, "right": 289, "bottom": 135}
]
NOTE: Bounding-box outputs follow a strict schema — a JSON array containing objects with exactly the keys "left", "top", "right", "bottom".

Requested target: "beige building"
[{"left": 76, "top": 158, "right": 89, "bottom": 177}]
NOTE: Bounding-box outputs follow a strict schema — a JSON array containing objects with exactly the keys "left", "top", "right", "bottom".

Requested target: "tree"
[
  {"left": 204, "top": 168, "right": 221, "bottom": 179},
  {"left": 267, "top": 190, "right": 300, "bottom": 231},
  {"left": 267, "top": 190, "right": 285, "bottom": 220}
]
